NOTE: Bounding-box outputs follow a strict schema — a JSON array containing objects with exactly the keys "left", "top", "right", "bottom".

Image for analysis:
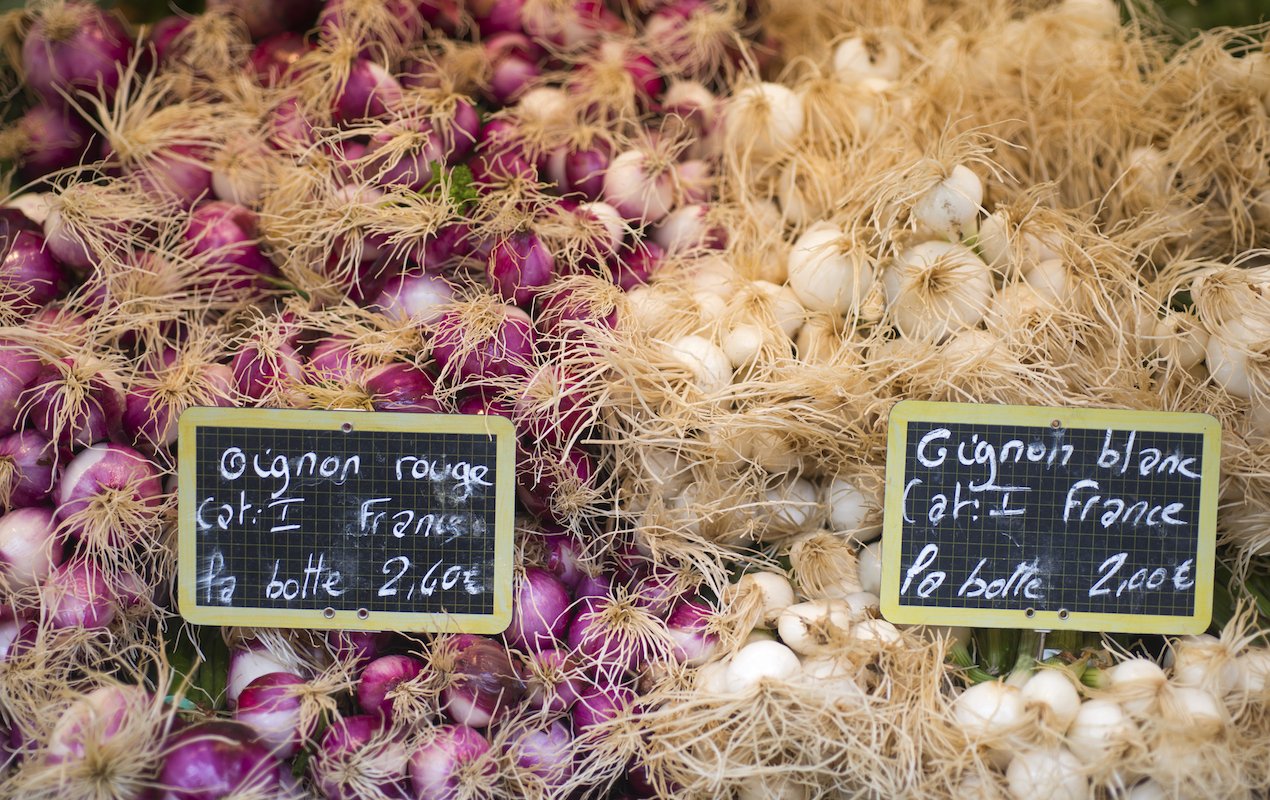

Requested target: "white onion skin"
[
  {"left": 726, "top": 83, "right": 805, "bottom": 159},
  {"left": 666, "top": 335, "right": 733, "bottom": 394},
  {"left": 883, "top": 241, "right": 993, "bottom": 343},
  {"left": 785, "top": 223, "right": 874, "bottom": 315},
  {"left": 857, "top": 541, "right": 882, "bottom": 596},
  {"left": 1065, "top": 699, "right": 1134, "bottom": 764},
  {"left": 913, "top": 165, "right": 983, "bottom": 242},
  {"left": 1020, "top": 670, "right": 1081, "bottom": 734},
  {"left": 1005, "top": 747, "right": 1088, "bottom": 800},
  {"left": 725, "top": 641, "right": 801, "bottom": 691},
  {"left": 737, "top": 571, "right": 795, "bottom": 627}
]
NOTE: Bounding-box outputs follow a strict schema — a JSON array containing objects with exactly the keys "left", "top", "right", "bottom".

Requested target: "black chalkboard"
[
  {"left": 880, "top": 402, "right": 1220, "bottom": 634},
  {"left": 177, "top": 408, "right": 515, "bottom": 632}
]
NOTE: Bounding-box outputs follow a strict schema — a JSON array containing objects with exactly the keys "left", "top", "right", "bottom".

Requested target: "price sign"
[
  {"left": 880, "top": 401, "right": 1220, "bottom": 634},
  {"left": 177, "top": 408, "right": 515, "bottom": 632}
]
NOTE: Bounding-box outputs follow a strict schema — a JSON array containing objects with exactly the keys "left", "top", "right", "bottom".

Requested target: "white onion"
[
  {"left": 761, "top": 476, "right": 821, "bottom": 538},
  {"left": 696, "top": 659, "right": 732, "bottom": 694},
  {"left": 1204, "top": 329, "right": 1255, "bottom": 399},
  {"left": 726, "top": 83, "right": 805, "bottom": 159},
  {"left": 913, "top": 165, "right": 983, "bottom": 242},
  {"left": 833, "top": 35, "right": 902, "bottom": 82},
  {"left": 1234, "top": 648, "right": 1270, "bottom": 694},
  {"left": 786, "top": 222, "right": 875, "bottom": 316},
  {"left": 721, "top": 324, "right": 768, "bottom": 368},
  {"left": 883, "top": 241, "right": 993, "bottom": 342},
  {"left": 755, "top": 281, "right": 808, "bottom": 338},
  {"left": 776, "top": 600, "right": 851, "bottom": 656},
  {"left": 1022, "top": 259, "right": 1071, "bottom": 305},
  {"left": 1065, "top": 699, "right": 1134, "bottom": 764},
  {"left": 1106, "top": 657, "right": 1167, "bottom": 716},
  {"left": 849, "top": 618, "right": 901, "bottom": 645},
  {"left": 1020, "top": 670, "right": 1081, "bottom": 734},
  {"left": 725, "top": 641, "right": 802, "bottom": 691},
  {"left": 857, "top": 541, "right": 882, "bottom": 596},
  {"left": 737, "top": 571, "right": 796, "bottom": 628},
  {"left": 666, "top": 335, "right": 733, "bottom": 394},
  {"left": 1005, "top": 747, "right": 1088, "bottom": 800},
  {"left": 736, "top": 776, "right": 811, "bottom": 800},
  {"left": 826, "top": 477, "right": 871, "bottom": 531},
  {"left": 1167, "top": 633, "right": 1241, "bottom": 696},
  {"left": 953, "top": 680, "right": 1026, "bottom": 741},
  {"left": 1153, "top": 311, "right": 1209, "bottom": 370}
]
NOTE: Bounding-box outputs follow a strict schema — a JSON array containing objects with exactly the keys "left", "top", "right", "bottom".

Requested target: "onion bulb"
[{"left": 883, "top": 241, "right": 992, "bottom": 342}]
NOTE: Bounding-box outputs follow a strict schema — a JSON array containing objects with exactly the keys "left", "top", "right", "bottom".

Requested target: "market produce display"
[{"left": 1, "top": 0, "right": 1269, "bottom": 797}]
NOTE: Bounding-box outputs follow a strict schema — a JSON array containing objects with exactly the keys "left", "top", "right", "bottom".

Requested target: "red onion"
[
  {"left": 46, "top": 684, "right": 147, "bottom": 765},
  {"left": 159, "top": 720, "right": 298, "bottom": 800},
  {"left": 516, "top": 445, "right": 596, "bottom": 524},
  {"left": 431, "top": 298, "right": 538, "bottom": 381},
  {"left": 1, "top": 226, "right": 67, "bottom": 314},
  {"left": 26, "top": 359, "right": 126, "bottom": 450},
  {"left": 327, "top": 630, "right": 392, "bottom": 665},
  {"left": 523, "top": 647, "right": 587, "bottom": 712},
  {"left": 535, "top": 278, "right": 620, "bottom": 339},
  {"left": 312, "top": 715, "right": 410, "bottom": 800},
  {"left": 0, "top": 506, "right": 64, "bottom": 593},
  {"left": 419, "top": 222, "right": 475, "bottom": 266},
  {"left": 511, "top": 365, "right": 590, "bottom": 445},
  {"left": 231, "top": 340, "right": 303, "bottom": 401},
  {"left": 503, "top": 718, "right": 575, "bottom": 789},
  {"left": 366, "top": 119, "right": 447, "bottom": 190},
  {"left": 625, "top": 759, "right": 662, "bottom": 798},
  {"left": 43, "top": 559, "right": 116, "bottom": 629},
  {"left": 455, "top": 386, "right": 516, "bottom": 419},
  {"left": 440, "top": 635, "right": 525, "bottom": 728},
  {"left": 55, "top": 443, "right": 164, "bottom": 545},
  {"left": 409, "top": 724, "right": 496, "bottom": 800},
  {"left": 318, "top": 0, "right": 423, "bottom": 56},
  {"left": 565, "top": 591, "right": 658, "bottom": 676},
  {"left": 471, "top": 121, "right": 537, "bottom": 183},
  {"left": 610, "top": 240, "right": 664, "bottom": 291},
  {"left": 122, "top": 364, "right": 234, "bottom": 451},
  {"left": 564, "top": 143, "right": 612, "bottom": 202},
  {"left": 358, "top": 653, "right": 427, "bottom": 722},
  {"left": 101, "top": 141, "right": 213, "bottom": 209},
  {"left": 364, "top": 363, "right": 444, "bottom": 413},
  {"left": 234, "top": 672, "right": 311, "bottom": 758},
  {"left": 603, "top": 148, "right": 676, "bottom": 223},
  {"left": 627, "top": 564, "right": 686, "bottom": 617},
  {"left": 0, "top": 615, "right": 36, "bottom": 662},
  {"left": 507, "top": 567, "right": 573, "bottom": 653},
  {"left": 227, "top": 642, "right": 302, "bottom": 708},
  {"left": 305, "top": 337, "right": 365, "bottom": 385},
  {"left": 268, "top": 96, "right": 317, "bottom": 150},
  {"left": 186, "top": 201, "right": 279, "bottom": 293},
  {"left": 249, "top": 32, "right": 312, "bottom": 86},
  {"left": 484, "top": 33, "right": 542, "bottom": 105},
  {"left": 0, "top": 432, "right": 57, "bottom": 509},
  {"left": 676, "top": 159, "right": 713, "bottom": 204},
  {"left": 10, "top": 105, "right": 95, "bottom": 180},
  {"left": 206, "top": 0, "right": 322, "bottom": 39},
  {"left": 0, "top": 342, "right": 43, "bottom": 434},
  {"left": 469, "top": 0, "right": 522, "bottom": 36},
  {"left": 148, "top": 16, "right": 191, "bottom": 65},
  {"left": 538, "top": 532, "right": 586, "bottom": 588},
  {"left": 522, "top": 0, "right": 622, "bottom": 51},
  {"left": 573, "top": 40, "right": 663, "bottom": 115},
  {"left": 334, "top": 59, "right": 403, "bottom": 124},
  {"left": 571, "top": 680, "right": 636, "bottom": 733},
  {"left": 489, "top": 231, "right": 555, "bottom": 307},
  {"left": 22, "top": 3, "right": 134, "bottom": 103},
  {"left": 665, "top": 599, "right": 719, "bottom": 665},
  {"left": 373, "top": 271, "right": 455, "bottom": 326}
]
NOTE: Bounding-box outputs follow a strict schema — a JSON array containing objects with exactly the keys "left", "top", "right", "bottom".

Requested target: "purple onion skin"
[
  {"left": 610, "top": 240, "right": 664, "bottom": 291},
  {"left": 538, "top": 532, "right": 585, "bottom": 588},
  {"left": 627, "top": 564, "right": 686, "bottom": 618},
  {"left": 523, "top": 647, "right": 587, "bottom": 713},
  {"left": 507, "top": 567, "right": 573, "bottom": 653},
  {"left": 0, "top": 342, "right": 43, "bottom": 435},
  {"left": 665, "top": 599, "right": 720, "bottom": 665},
  {"left": 455, "top": 387, "right": 515, "bottom": 420},
  {"left": 55, "top": 443, "right": 165, "bottom": 542},
  {"left": 571, "top": 681, "right": 636, "bottom": 734},
  {"left": 334, "top": 59, "right": 403, "bottom": 124},
  {"left": 313, "top": 715, "right": 411, "bottom": 800},
  {"left": 186, "top": 201, "right": 278, "bottom": 293},
  {"left": 409, "top": 724, "right": 495, "bottom": 800},
  {"left": 512, "top": 366, "right": 590, "bottom": 446},
  {"left": 249, "top": 32, "right": 312, "bottom": 86},
  {"left": 572, "top": 571, "right": 611, "bottom": 602},
  {"left": 268, "top": 96, "right": 317, "bottom": 150},
  {"left": 488, "top": 231, "right": 555, "bottom": 307},
  {"left": 358, "top": 654, "right": 427, "bottom": 722},
  {"left": 364, "top": 363, "right": 444, "bottom": 413},
  {"left": 227, "top": 643, "right": 300, "bottom": 709},
  {"left": 148, "top": 16, "right": 190, "bottom": 65},
  {"left": 536, "top": 283, "right": 618, "bottom": 340},
  {"left": 231, "top": 341, "right": 303, "bottom": 401},
  {"left": 22, "top": 3, "right": 134, "bottom": 104},
  {"left": 432, "top": 304, "right": 538, "bottom": 381},
  {"left": 26, "top": 360, "right": 126, "bottom": 450},
  {"left": 0, "top": 431, "right": 58, "bottom": 508},
  {"left": 504, "top": 719, "right": 574, "bottom": 788},
  {"left": 206, "top": 0, "right": 322, "bottom": 40},
  {"left": 564, "top": 144, "right": 610, "bottom": 202},
  {"left": 1, "top": 227, "right": 67, "bottom": 314},
  {"left": 305, "top": 337, "right": 364, "bottom": 385},
  {"left": 327, "top": 630, "right": 392, "bottom": 666},
  {"left": 318, "top": 0, "right": 422, "bottom": 56},
  {"left": 13, "top": 105, "right": 96, "bottom": 180},
  {"left": 372, "top": 271, "right": 455, "bottom": 326},
  {"left": 0, "top": 506, "right": 64, "bottom": 592},
  {"left": 234, "top": 672, "right": 309, "bottom": 759},
  {"left": 109, "top": 142, "right": 212, "bottom": 209},
  {"left": 516, "top": 446, "right": 595, "bottom": 524},
  {"left": 484, "top": 33, "right": 542, "bottom": 105},
  {"left": 469, "top": 0, "right": 522, "bottom": 36},
  {"left": 0, "top": 210, "right": 39, "bottom": 235},
  {"left": 122, "top": 364, "right": 234, "bottom": 451},
  {"left": 159, "top": 720, "right": 296, "bottom": 800},
  {"left": 440, "top": 635, "right": 525, "bottom": 728},
  {"left": 44, "top": 559, "right": 116, "bottom": 630}
]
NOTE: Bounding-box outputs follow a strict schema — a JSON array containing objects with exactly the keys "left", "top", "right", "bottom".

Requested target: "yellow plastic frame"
[
  {"left": 177, "top": 407, "right": 516, "bottom": 633},
  {"left": 880, "top": 401, "right": 1220, "bottom": 634}
]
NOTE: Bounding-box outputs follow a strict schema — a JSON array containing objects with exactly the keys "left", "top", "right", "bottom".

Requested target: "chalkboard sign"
[
  {"left": 177, "top": 408, "right": 515, "bottom": 633},
  {"left": 880, "top": 401, "right": 1220, "bottom": 634}
]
